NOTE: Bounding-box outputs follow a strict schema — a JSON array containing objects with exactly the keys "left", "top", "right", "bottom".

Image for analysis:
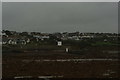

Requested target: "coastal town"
[{"left": 1, "top": 30, "right": 119, "bottom": 45}]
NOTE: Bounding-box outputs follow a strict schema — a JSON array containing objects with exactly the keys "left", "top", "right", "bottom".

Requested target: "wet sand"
[{"left": 2, "top": 50, "right": 119, "bottom": 78}]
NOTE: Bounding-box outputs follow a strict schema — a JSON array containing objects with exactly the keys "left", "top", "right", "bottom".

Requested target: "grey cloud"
[{"left": 2, "top": 2, "right": 118, "bottom": 33}]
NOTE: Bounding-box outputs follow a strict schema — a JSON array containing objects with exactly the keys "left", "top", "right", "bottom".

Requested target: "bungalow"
[
  {"left": 16, "top": 39, "right": 27, "bottom": 45},
  {"left": 8, "top": 39, "right": 17, "bottom": 45},
  {"left": 2, "top": 38, "right": 8, "bottom": 44},
  {"left": 81, "top": 35, "right": 94, "bottom": 39},
  {"left": 2, "top": 37, "right": 28, "bottom": 45},
  {"left": 33, "top": 35, "right": 50, "bottom": 41},
  {"left": 26, "top": 38, "right": 30, "bottom": 43},
  {"left": 67, "top": 36, "right": 80, "bottom": 40}
]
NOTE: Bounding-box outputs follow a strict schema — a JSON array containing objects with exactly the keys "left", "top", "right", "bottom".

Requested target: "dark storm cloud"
[{"left": 2, "top": 2, "right": 118, "bottom": 33}]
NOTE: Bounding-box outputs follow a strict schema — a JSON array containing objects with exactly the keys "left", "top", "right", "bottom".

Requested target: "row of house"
[
  {"left": 1, "top": 30, "right": 119, "bottom": 45},
  {"left": 61, "top": 35, "right": 95, "bottom": 40},
  {"left": 2, "top": 37, "right": 30, "bottom": 45}
]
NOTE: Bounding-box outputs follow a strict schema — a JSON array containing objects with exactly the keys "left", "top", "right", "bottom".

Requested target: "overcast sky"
[{"left": 2, "top": 2, "right": 118, "bottom": 33}]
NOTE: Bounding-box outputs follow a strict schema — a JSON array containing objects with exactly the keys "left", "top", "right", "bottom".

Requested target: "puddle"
[
  {"left": 110, "top": 71, "right": 116, "bottom": 74},
  {"left": 108, "top": 51, "right": 119, "bottom": 54},
  {"left": 14, "top": 76, "right": 63, "bottom": 79},
  {"left": 103, "top": 73, "right": 110, "bottom": 76},
  {"left": 38, "top": 76, "right": 63, "bottom": 78},
  {"left": 22, "top": 58, "right": 118, "bottom": 63},
  {"left": 103, "top": 51, "right": 120, "bottom": 54},
  {"left": 14, "top": 76, "right": 33, "bottom": 79},
  {"left": 103, "top": 69, "right": 116, "bottom": 77}
]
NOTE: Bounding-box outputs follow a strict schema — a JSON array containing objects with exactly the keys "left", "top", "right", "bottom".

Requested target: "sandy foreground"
[{"left": 2, "top": 50, "right": 120, "bottom": 79}]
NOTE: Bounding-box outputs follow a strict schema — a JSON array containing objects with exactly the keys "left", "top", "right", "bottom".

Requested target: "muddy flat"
[{"left": 2, "top": 48, "right": 120, "bottom": 78}]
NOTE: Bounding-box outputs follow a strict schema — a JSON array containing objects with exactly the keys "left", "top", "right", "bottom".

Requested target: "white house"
[
  {"left": 8, "top": 39, "right": 17, "bottom": 45},
  {"left": 57, "top": 41, "right": 62, "bottom": 46},
  {"left": 26, "top": 38, "right": 30, "bottom": 43}
]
